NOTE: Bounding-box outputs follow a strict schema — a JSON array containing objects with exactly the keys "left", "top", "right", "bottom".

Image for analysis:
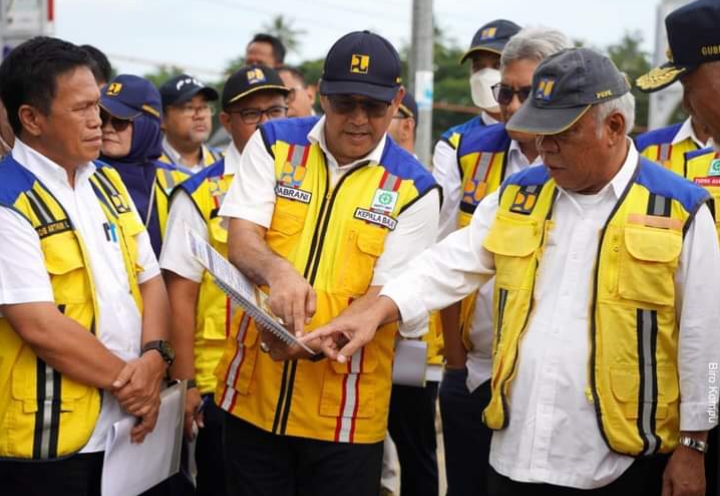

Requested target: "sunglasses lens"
[{"left": 497, "top": 87, "right": 514, "bottom": 106}]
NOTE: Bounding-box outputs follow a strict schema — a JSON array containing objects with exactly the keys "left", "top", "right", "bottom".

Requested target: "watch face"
[{"left": 160, "top": 341, "right": 176, "bottom": 362}]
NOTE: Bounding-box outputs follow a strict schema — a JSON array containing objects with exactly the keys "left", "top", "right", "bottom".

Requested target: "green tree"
[
  {"left": 606, "top": 31, "right": 652, "bottom": 133},
  {"left": 143, "top": 65, "right": 185, "bottom": 89},
  {"left": 262, "top": 15, "right": 306, "bottom": 55}
]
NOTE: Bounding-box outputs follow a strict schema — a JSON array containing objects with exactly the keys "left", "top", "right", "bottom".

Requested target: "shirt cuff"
[
  {"left": 219, "top": 204, "right": 273, "bottom": 229},
  {"left": 0, "top": 288, "right": 54, "bottom": 305},
  {"left": 380, "top": 280, "right": 429, "bottom": 337},
  {"left": 138, "top": 264, "right": 161, "bottom": 285},
  {"left": 159, "top": 259, "right": 203, "bottom": 283},
  {"left": 680, "top": 401, "right": 719, "bottom": 431}
]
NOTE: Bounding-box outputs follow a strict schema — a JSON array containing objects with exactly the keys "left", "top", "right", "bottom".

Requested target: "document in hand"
[
  {"left": 186, "top": 227, "right": 314, "bottom": 353},
  {"left": 101, "top": 382, "right": 185, "bottom": 496},
  {"left": 392, "top": 339, "right": 428, "bottom": 387}
]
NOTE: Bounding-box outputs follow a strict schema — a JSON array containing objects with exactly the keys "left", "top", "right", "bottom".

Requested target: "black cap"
[
  {"left": 506, "top": 48, "right": 630, "bottom": 136},
  {"left": 399, "top": 92, "right": 418, "bottom": 123},
  {"left": 221, "top": 65, "right": 289, "bottom": 109},
  {"left": 460, "top": 19, "right": 521, "bottom": 64},
  {"left": 319, "top": 31, "right": 402, "bottom": 103},
  {"left": 637, "top": 0, "right": 720, "bottom": 92},
  {"left": 159, "top": 74, "right": 219, "bottom": 108}
]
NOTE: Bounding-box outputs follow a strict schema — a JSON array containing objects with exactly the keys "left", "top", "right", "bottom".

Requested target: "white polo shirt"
[{"left": 0, "top": 139, "right": 160, "bottom": 453}]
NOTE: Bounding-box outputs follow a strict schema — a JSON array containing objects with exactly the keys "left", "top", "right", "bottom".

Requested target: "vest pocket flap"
[
  {"left": 43, "top": 231, "right": 85, "bottom": 275},
  {"left": 270, "top": 206, "right": 306, "bottom": 236},
  {"left": 329, "top": 345, "right": 378, "bottom": 374},
  {"left": 624, "top": 227, "right": 682, "bottom": 263},
  {"left": 356, "top": 231, "right": 385, "bottom": 257},
  {"left": 482, "top": 215, "right": 542, "bottom": 257},
  {"left": 208, "top": 217, "right": 228, "bottom": 244},
  {"left": 610, "top": 367, "right": 638, "bottom": 402},
  {"left": 117, "top": 211, "right": 145, "bottom": 237}
]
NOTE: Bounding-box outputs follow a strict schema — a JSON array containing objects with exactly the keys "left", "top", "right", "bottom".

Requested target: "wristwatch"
[
  {"left": 141, "top": 340, "right": 175, "bottom": 366},
  {"left": 679, "top": 436, "right": 709, "bottom": 454}
]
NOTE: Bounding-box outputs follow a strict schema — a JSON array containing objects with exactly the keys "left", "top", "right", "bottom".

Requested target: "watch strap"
[{"left": 679, "top": 436, "right": 709, "bottom": 454}]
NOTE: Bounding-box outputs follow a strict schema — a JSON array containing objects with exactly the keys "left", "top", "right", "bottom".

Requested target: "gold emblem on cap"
[
  {"left": 636, "top": 65, "right": 687, "bottom": 92},
  {"left": 350, "top": 54, "right": 370, "bottom": 74},
  {"left": 247, "top": 68, "right": 266, "bottom": 84},
  {"left": 106, "top": 82, "right": 123, "bottom": 96}
]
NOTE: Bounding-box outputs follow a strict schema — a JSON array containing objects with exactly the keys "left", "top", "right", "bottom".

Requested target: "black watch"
[{"left": 141, "top": 340, "right": 175, "bottom": 366}]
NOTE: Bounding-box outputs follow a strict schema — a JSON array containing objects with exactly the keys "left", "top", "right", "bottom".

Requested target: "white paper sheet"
[{"left": 392, "top": 339, "right": 428, "bottom": 387}]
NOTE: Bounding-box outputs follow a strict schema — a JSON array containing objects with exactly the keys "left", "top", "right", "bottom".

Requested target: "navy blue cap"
[
  {"left": 506, "top": 48, "right": 630, "bottom": 135},
  {"left": 399, "top": 92, "right": 418, "bottom": 123},
  {"left": 319, "top": 31, "right": 402, "bottom": 103},
  {"left": 100, "top": 74, "right": 162, "bottom": 121},
  {"left": 637, "top": 0, "right": 720, "bottom": 92},
  {"left": 460, "top": 19, "right": 521, "bottom": 64},
  {"left": 221, "top": 65, "right": 289, "bottom": 109},
  {"left": 159, "top": 74, "right": 219, "bottom": 108}
]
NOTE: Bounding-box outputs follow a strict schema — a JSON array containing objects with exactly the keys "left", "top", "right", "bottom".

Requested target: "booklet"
[
  {"left": 101, "top": 382, "right": 185, "bottom": 496},
  {"left": 186, "top": 227, "right": 314, "bottom": 354}
]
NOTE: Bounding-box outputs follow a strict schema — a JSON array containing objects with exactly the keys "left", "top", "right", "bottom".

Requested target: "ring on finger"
[{"left": 260, "top": 341, "right": 271, "bottom": 354}]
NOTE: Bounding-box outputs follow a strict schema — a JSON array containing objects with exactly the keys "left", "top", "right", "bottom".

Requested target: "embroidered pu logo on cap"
[
  {"left": 247, "top": 68, "right": 267, "bottom": 84},
  {"left": 106, "top": 83, "right": 123, "bottom": 96},
  {"left": 480, "top": 27, "right": 498, "bottom": 40},
  {"left": 350, "top": 54, "right": 370, "bottom": 74},
  {"left": 535, "top": 77, "right": 556, "bottom": 101}
]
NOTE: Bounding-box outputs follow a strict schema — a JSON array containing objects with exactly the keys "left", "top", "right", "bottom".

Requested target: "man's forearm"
[
  {"left": 139, "top": 275, "right": 171, "bottom": 345},
  {"left": 165, "top": 271, "right": 200, "bottom": 380},
  {"left": 228, "top": 219, "right": 291, "bottom": 286},
  {"left": 440, "top": 302, "right": 467, "bottom": 369}
]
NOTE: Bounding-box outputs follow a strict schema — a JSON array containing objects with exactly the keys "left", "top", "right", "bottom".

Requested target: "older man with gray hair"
[
  {"left": 432, "top": 26, "right": 572, "bottom": 496},
  {"left": 305, "top": 47, "right": 720, "bottom": 496}
]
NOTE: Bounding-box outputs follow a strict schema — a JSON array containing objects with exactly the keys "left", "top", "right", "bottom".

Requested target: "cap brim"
[
  {"left": 227, "top": 84, "right": 290, "bottom": 105},
  {"left": 506, "top": 102, "right": 592, "bottom": 136},
  {"left": 320, "top": 80, "right": 399, "bottom": 103},
  {"left": 172, "top": 86, "right": 220, "bottom": 106},
  {"left": 99, "top": 99, "right": 141, "bottom": 120},
  {"left": 636, "top": 62, "right": 690, "bottom": 93},
  {"left": 459, "top": 44, "right": 504, "bottom": 64}
]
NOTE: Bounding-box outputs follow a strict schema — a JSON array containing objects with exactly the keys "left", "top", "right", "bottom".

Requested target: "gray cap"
[{"left": 506, "top": 48, "right": 631, "bottom": 135}]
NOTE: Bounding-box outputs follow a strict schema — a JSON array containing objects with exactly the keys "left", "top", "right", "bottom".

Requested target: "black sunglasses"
[
  {"left": 492, "top": 83, "right": 532, "bottom": 106},
  {"left": 327, "top": 95, "right": 390, "bottom": 118},
  {"left": 100, "top": 111, "right": 132, "bottom": 132}
]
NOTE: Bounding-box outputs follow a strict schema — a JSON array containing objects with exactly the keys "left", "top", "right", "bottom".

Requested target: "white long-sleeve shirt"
[{"left": 382, "top": 142, "right": 720, "bottom": 488}]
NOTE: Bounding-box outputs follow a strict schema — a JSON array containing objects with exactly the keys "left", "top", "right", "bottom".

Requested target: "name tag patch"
[
  {"left": 276, "top": 184, "right": 312, "bottom": 204},
  {"left": 36, "top": 220, "right": 71, "bottom": 238},
  {"left": 354, "top": 208, "right": 397, "bottom": 230},
  {"left": 694, "top": 176, "right": 720, "bottom": 187}
]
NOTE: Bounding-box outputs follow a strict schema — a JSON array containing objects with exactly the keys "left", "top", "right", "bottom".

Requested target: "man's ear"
[
  {"left": 606, "top": 112, "right": 627, "bottom": 145},
  {"left": 219, "top": 111, "right": 232, "bottom": 133},
  {"left": 306, "top": 84, "right": 317, "bottom": 106},
  {"left": 18, "top": 104, "right": 43, "bottom": 137}
]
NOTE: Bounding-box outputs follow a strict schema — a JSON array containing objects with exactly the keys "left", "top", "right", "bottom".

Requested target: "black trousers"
[
  {"left": 487, "top": 454, "right": 669, "bottom": 496},
  {"left": 0, "top": 452, "right": 104, "bottom": 496},
  {"left": 223, "top": 412, "right": 384, "bottom": 496},
  {"left": 439, "top": 368, "right": 493, "bottom": 496},
  {"left": 388, "top": 381, "right": 440, "bottom": 496},
  {"left": 195, "top": 395, "right": 228, "bottom": 496}
]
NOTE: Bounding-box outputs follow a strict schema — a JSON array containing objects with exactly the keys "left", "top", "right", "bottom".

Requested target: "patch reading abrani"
[
  {"left": 276, "top": 184, "right": 312, "bottom": 204},
  {"left": 354, "top": 208, "right": 397, "bottom": 230}
]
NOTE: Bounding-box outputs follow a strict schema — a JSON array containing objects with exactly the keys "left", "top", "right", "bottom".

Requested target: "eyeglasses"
[
  {"left": 174, "top": 103, "right": 216, "bottom": 117},
  {"left": 100, "top": 111, "right": 132, "bottom": 132},
  {"left": 226, "top": 105, "right": 288, "bottom": 125},
  {"left": 327, "top": 95, "right": 390, "bottom": 118},
  {"left": 492, "top": 83, "right": 532, "bottom": 106}
]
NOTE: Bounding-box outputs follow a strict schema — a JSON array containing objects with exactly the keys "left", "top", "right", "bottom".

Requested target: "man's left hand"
[
  {"left": 257, "top": 327, "right": 322, "bottom": 362},
  {"left": 662, "top": 445, "right": 706, "bottom": 496},
  {"left": 112, "top": 352, "right": 166, "bottom": 416}
]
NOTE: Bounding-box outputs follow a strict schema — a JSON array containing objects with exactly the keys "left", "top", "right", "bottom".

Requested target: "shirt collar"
[
  {"left": 11, "top": 138, "right": 96, "bottom": 188},
  {"left": 508, "top": 139, "right": 543, "bottom": 166},
  {"left": 162, "top": 137, "right": 206, "bottom": 167},
  {"left": 673, "top": 117, "right": 708, "bottom": 148},
  {"left": 307, "top": 115, "right": 387, "bottom": 169},
  {"left": 224, "top": 141, "right": 241, "bottom": 176}
]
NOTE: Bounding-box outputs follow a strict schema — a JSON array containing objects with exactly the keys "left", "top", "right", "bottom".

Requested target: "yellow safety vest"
[
  {"left": 481, "top": 159, "right": 709, "bottom": 456},
  {"left": 174, "top": 158, "right": 234, "bottom": 395},
  {"left": 439, "top": 115, "right": 486, "bottom": 151},
  {"left": 635, "top": 122, "right": 700, "bottom": 176},
  {"left": 159, "top": 144, "right": 222, "bottom": 169},
  {"left": 684, "top": 148, "right": 720, "bottom": 240},
  {"left": 214, "top": 116, "right": 439, "bottom": 443},
  {"left": 154, "top": 161, "right": 192, "bottom": 239},
  {"left": 455, "top": 124, "right": 511, "bottom": 350},
  {"left": 0, "top": 157, "right": 144, "bottom": 460}
]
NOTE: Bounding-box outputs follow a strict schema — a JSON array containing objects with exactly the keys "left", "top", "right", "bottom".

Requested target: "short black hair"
[
  {"left": 81, "top": 44, "right": 112, "bottom": 84},
  {"left": 276, "top": 65, "right": 306, "bottom": 87},
  {"left": 248, "top": 34, "right": 286, "bottom": 65},
  {"left": 0, "top": 36, "right": 95, "bottom": 135}
]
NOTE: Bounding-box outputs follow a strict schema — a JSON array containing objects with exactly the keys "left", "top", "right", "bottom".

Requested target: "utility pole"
[{"left": 408, "top": 0, "right": 433, "bottom": 168}]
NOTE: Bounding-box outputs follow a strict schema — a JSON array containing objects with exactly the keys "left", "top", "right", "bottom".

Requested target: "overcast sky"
[{"left": 53, "top": 0, "right": 675, "bottom": 82}]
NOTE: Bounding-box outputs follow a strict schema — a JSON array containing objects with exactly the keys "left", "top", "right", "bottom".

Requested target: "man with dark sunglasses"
[
  {"left": 434, "top": 26, "right": 572, "bottom": 496},
  {"left": 213, "top": 31, "right": 440, "bottom": 496},
  {"left": 159, "top": 64, "right": 289, "bottom": 496}
]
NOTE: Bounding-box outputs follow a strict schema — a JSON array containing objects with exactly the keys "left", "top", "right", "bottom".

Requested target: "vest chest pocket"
[
  {"left": 266, "top": 199, "right": 307, "bottom": 259},
  {"left": 319, "top": 344, "right": 378, "bottom": 419},
  {"left": 42, "top": 231, "right": 89, "bottom": 304},
  {"left": 482, "top": 214, "right": 543, "bottom": 290},
  {"left": 618, "top": 227, "right": 682, "bottom": 306},
  {"left": 335, "top": 223, "right": 387, "bottom": 297},
  {"left": 116, "top": 212, "right": 145, "bottom": 275}
]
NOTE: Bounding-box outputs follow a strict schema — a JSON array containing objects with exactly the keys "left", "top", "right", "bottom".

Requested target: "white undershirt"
[
  {"left": 0, "top": 140, "right": 160, "bottom": 453},
  {"left": 381, "top": 142, "right": 720, "bottom": 488}
]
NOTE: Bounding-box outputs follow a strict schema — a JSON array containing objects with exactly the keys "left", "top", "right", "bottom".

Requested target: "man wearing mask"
[
  {"left": 159, "top": 74, "right": 222, "bottom": 172},
  {"left": 278, "top": 65, "right": 316, "bottom": 118},
  {"left": 433, "top": 19, "right": 520, "bottom": 238},
  {"left": 435, "top": 27, "right": 573, "bottom": 496},
  {"left": 160, "top": 65, "right": 289, "bottom": 496}
]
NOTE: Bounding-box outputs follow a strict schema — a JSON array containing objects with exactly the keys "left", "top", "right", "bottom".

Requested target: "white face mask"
[{"left": 470, "top": 68, "right": 501, "bottom": 113}]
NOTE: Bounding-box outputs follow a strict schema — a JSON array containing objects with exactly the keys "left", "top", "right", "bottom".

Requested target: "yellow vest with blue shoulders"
[
  {"left": 0, "top": 157, "right": 144, "bottom": 460},
  {"left": 174, "top": 158, "right": 234, "bottom": 395},
  {"left": 154, "top": 160, "right": 192, "bottom": 239},
  {"left": 635, "top": 122, "right": 700, "bottom": 176},
  {"left": 214, "top": 116, "right": 439, "bottom": 443},
  {"left": 159, "top": 144, "right": 222, "bottom": 169},
  {"left": 684, "top": 148, "right": 720, "bottom": 240},
  {"left": 440, "top": 115, "right": 486, "bottom": 151},
  {"left": 482, "top": 159, "right": 709, "bottom": 456},
  {"left": 455, "top": 124, "right": 511, "bottom": 350}
]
